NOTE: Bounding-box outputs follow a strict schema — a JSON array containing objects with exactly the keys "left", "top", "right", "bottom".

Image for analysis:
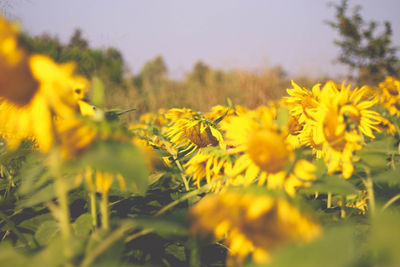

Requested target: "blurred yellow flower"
[
  {"left": 0, "top": 55, "right": 88, "bottom": 152},
  {"left": 0, "top": 16, "right": 38, "bottom": 105},
  {"left": 190, "top": 191, "right": 321, "bottom": 266},
  {"left": 379, "top": 76, "right": 400, "bottom": 116}
]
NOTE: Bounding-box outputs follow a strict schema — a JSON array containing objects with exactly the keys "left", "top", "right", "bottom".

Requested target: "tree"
[
  {"left": 327, "top": 0, "right": 399, "bottom": 84},
  {"left": 68, "top": 29, "right": 88, "bottom": 49},
  {"left": 187, "top": 61, "right": 210, "bottom": 86},
  {"left": 133, "top": 56, "right": 168, "bottom": 89},
  {"left": 19, "top": 29, "right": 125, "bottom": 87}
]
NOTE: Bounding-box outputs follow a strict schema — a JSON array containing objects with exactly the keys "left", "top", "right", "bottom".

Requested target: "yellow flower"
[
  {"left": 0, "top": 16, "right": 38, "bottom": 105},
  {"left": 336, "top": 190, "right": 369, "bottom": 215},
  {"left": 379, "top": 76, "right": 400, "bottom": 98},
  {"left": 376, "top": 117, "right": 397, "bottom": 135},
  {"left": 56, "top": 117, "right": 98, "bottom": 158},
  {"left": 0, "top": 55, "right": 88, "bottom": 152},
  {"left": 184, "top": 148, "right": 234, "bottom": 192},
  {"left": 139, "top": 108, "right": 168, "bottom": 127},
  {"left": 165, "top": 108, "right": 224, "bottom": 151},
  {"left": 307, "top": 81, "right": 383, "bottom": 178},
  {"left": 132, "top": 136, "right": 162, "bottom": 172},
  {"left": 267, "top": 160, "right": 317, "bottom": 197},
  {"left": 247, "top": 128, "right": 290, "bottom": 173},
  {"left": 220, "top": 106, "right": 314, "bottom": 195},
  {"left": 73, "top": 87, "right": 96, "bottom": 118},
  {"left": 284, "top": 81, "right": 321, "bottom": 124},
  {"left": 75, "top": 168, "right": 127, "bottom": 195},
  {"left": 286, "top": 114, "right": 305, "bottom": 148},
  {"left": 204, "top": 104, "right": 245, "bottom": 122},
  {"left": 190, "top": 191, "right": 321, "bottom": 266},
  {"left": 379, "top": 76, "right": 400, "bottom": 116}
]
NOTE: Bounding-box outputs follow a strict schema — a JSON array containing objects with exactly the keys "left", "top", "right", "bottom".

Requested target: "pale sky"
[{"left": 4, "top": 0, "right": 400, "bottom": 79}]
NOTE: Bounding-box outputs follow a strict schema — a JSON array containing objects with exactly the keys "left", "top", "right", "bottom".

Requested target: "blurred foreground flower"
[
  {"left": 190, "top": 191, "right": 321, "bottom": 266},
  {"left": 0, "top": 16, "right": 38, "bottom": 105},
  {"left": 0, "top": 54, "right": 88, "bottom": 152}
]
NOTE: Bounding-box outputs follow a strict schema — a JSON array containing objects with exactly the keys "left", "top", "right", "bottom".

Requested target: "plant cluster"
[{"left": 1, "top": 13, "right": 400, "bottom": 267}]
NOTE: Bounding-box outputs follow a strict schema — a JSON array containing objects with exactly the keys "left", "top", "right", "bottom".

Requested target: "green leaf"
[
  {"left": 361, "top": 135, "right": 397, "bottom": 154},
  {"left": 34, "top": 220, "right": 60, "bottom": 246},
  {"left": 276, "top": 106, "right": 289, "bottom": 130},
  {"left": 0, "top": 243, "right": 27, "bottom": 267},
  {"left": 18, "top": 213, "right": 54, "bottom": 233},
  {"left": 131, "top": 215, "right": 188, "bottom": 238},
  {"left": 372, "top": 168, "right": 400, "bottom": 185},
  {"left": 300, "top": 175, "right": 357, "bottom": 195},
  {"left": 149, "top": 172, "right": 165, "bottom": 185},
  {"left": 73, "top": 213, "right": 93, "bottom": 239},
  {"left": 17, "top": 152, "right": 50, "bottom": 196},
  {"left": 370, "top": 211, "right": 400, "bottom": 265},
  {"left": 30, "top": 238, "right": 67, "bottom": 267},
  {"left": 91, "top": 76, "right": 105, "bottom": 108},
  {"left": 357, "top": 151, "right": 388, "bottom": 170},
  {"left": 71, "top": 140, "right": 149, "bottom": 195},
  {"left": 249, "top": 225, "right": 358, "bottom": 267},
  {"left": 313, "top": 158, "right": 328, "bottom": 178},
  {"left": 105, "top": 108, "right": 136, "bottom": 121},
  {"left": 165, "top": 243, "right": 186, "bottom": 262},
  {"left": 18, "top": 184, "right": 56, "bottom": 208}
]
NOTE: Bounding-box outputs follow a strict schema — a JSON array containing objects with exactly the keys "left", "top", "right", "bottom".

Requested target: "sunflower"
[
  {"left": 0, "top": 54, "right": 88, "bottom": 152},
  {"left": 165, "top": 108, "right": 224, "bottom": 152},
  {"left": 184, "top": 147, "right": 235, "bottom": 192},
  {"left": 139, "top": 108, "right": 168, "bottom": 127},
  {"left": 378, "top": 76, "right": 400, "bottom": 116},
  {"left": 0, "top": 16, "right": 38, "bottom": 105},
  {"left": 190, "top": 190, "right": 321, "bottom": 266},
  {"left": 306, "top": 81, "right": 383, "bottom": 178},
  {"left": 284, "top": 81, "right": 321, "bottom": 124},
  {"left": 220, "top": 106, "right": 316, "bottom": 195}
]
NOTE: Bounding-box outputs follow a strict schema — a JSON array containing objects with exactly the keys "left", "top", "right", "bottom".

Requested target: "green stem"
[
  {"left": 80, "top": 223, "right": 133, "bottom": 267},
  {"left": 381, "top": 194, "right": 400, "bottom": 212},
  {"left": 175, "top": 160, "right": 190, "bottom": 191},
  {"left": 51, "top": 150, "right": 73, "bottom": 266},
  {"left": 162, "top": 140, "right": 190, "bottom": 191},
  {"left": 340, "top": 195, "right": 346, "bottom": 219},
  {"left": 0, "top": 211, "right": 30, "bottom": 248},
  {"left": 155, "top": 185, "right": 209, "bottom": 216},
  {"left": 54, "top": 173, "right": 73, "bottom": 265},
  {"left": 327, "top": 192, "right": 332, "bottom": 209},
  {"left": 89, "top": 191, "right": 98, "bottom": 228},
  {"left": 125, "top": 228, "right": 153, "bottom": 243},
  {"left": 100, "top": 192, "right": 109, "bottom": 230},
  {"left": 364, "top": 177, "right": 376, "bottom": 217}
]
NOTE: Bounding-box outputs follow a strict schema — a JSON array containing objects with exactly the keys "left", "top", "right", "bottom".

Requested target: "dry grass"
[{"left": 105, "top": 66, "right": 323, "bottom": 122}]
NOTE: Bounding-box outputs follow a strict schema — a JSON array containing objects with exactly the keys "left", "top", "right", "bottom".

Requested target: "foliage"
[
  {"left": 327, "top": 0, "right": 399, "bottom": 85},
  {"left": 19, "top": 29, "right": 125, "bottom": 86}
]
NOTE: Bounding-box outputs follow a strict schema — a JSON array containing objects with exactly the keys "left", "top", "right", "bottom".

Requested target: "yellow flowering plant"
[{"left": 1, "top": 13, "right": 400, "bottom": 267}]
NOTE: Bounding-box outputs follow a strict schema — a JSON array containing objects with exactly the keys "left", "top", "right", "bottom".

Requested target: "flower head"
[
  {"left": 165, "top": 108, "right": 224, "bottom": 151},
  {"left": 190, "top": 191, "right": 321, "bottom": 266}
]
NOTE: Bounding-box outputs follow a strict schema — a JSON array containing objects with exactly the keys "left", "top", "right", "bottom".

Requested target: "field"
[{"left": 1, "top": 4, "right": 400, "bottom": 267}]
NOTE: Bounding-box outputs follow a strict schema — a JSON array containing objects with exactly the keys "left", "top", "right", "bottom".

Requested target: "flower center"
[{"left": 185, "top": 123, "right": 218, "bottom": 147}]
